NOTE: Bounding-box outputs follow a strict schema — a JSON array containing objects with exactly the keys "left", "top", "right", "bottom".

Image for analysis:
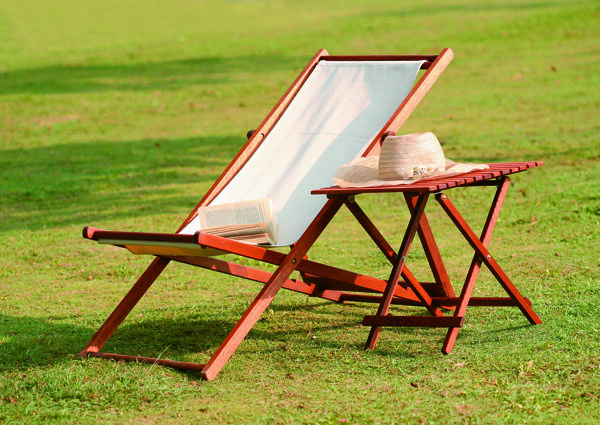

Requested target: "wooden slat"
[
  {"left": 431, "top": 297, "right": 531, "bottom": 307},
  {"left": 312, "top": 161, "right": 543, "bottom": 196},
  {"left": 300, "top": 260, "right": 420, "bottom": 302},
  {"left": 362, "top": 315, "right": 464, "bottom": 328},
  {"left": 324, "top": 55, "right": 438, "bottom": 62},
  {"left": 339, "top": 293, "right": 422, "bottom": 306},
  {"left": 362, "top": 48, "right": 454, "bottom": 157},
  {"left": 323, "top": 55, "right": 435, "bottom": 69},
  {"left": 84, "top": 227, "right": 197, "bottom": 243},
  {"left": 340, "top": 294, "right": 530, "bottom": 307},
  {"left": 89, "top": 352, "right": 206, "bottom": 371},
  {"left": 91, "top": 225, "right": 422, "bottom": 303},
  {"left": 167, "top": 255, "right": 340, "bottom": 299}
]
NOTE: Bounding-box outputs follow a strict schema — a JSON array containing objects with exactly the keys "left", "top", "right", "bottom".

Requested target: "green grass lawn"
[{"left": 1, "top": 0, "right": 599, "bottom": 423}]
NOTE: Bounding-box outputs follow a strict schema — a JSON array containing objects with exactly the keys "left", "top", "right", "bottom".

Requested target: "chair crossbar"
[
  {"left": 363, "top": 315, "right": 464, "bottom": 328},
  {"left": 432, "top": 296, "right": 531, "bottom": 307},
  {"left": 89, "top": 352, "right": 206, "bottom": 371},
  {"left": 169, "top": 251, "right": 421, "bottom": 303},
  {"left": 341, "top": 294, "right": 528, "bottom": 307}
]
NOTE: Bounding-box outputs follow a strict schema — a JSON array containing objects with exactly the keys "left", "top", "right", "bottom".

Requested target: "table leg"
[
  {"left": 436, "top": 178, "right": 542, "bottom": 354},
  {"left": 365, "top": 193, "right": 443, "bottom": 350}
]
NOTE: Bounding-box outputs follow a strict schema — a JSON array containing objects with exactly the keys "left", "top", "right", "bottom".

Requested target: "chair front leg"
[{"left": 201, "top": 197, "right": 345, "bottom": 381}]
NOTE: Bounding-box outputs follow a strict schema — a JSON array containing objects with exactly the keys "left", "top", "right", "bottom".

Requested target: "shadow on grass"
[
  {"left": 0, "top": 54, "right": 302, "bottom": 95},
  {"left": 0, "top": 301, "right": 365, "bottom": 373},
  {"left": 87, "top": 301, "right": 465, "bottom": 364},
  {"left": 0, "top": 302, "right": 540, "bottom": 374},
  {"left": 0, "top": 314, "right": 92, "bottom": 372},
  {"left": 0, "top": 311, "right": 236, "bottom": 373},
  {"left": 0, "top": 135, "right": 243, "bottom": 232},
  {"left": 379, "top": 0, "right": 567, "bottom": 18}
]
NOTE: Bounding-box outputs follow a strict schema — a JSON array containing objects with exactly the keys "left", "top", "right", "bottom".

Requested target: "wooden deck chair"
[{"left": 80, "top": 48, "right": 456, "bottom": 381}]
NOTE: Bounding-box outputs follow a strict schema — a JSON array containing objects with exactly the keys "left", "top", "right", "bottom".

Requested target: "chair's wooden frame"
[{"left": 80, "top": 48, "right": 530, "bottom": 381}]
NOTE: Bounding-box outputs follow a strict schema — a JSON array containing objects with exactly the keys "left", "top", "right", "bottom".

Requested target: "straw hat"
[{"left": 333, "top": 132, "right": 488, "bottom": 188}]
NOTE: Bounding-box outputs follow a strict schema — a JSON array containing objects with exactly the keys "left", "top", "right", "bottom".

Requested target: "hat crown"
[{"left": 377, "top": 132, "right": 445, "bottom": 180}]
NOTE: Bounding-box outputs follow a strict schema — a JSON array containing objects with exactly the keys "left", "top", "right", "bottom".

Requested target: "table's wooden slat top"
[{"left": 312, "top": 161, "right": 543, "bottom": 196}]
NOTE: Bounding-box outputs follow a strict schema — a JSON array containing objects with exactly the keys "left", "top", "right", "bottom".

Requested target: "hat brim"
[{"left": 333, "top": 156, "right": 489, "bottom": 188}]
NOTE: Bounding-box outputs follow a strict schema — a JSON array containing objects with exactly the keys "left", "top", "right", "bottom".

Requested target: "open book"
[{"left": 197, "top": 198, "right": 278, "bottom": 245}]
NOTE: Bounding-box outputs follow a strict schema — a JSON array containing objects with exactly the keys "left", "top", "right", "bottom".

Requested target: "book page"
[
  {"left": 202, "top": 222, "right": 270, "bottom": 237},
  {"left": 198, "top": 198, "right": 272, "bottom": 228},
  {"left": 203, "top": 209, "right": 236, "bottom": 228},
  {"left": 196, "top": 198, "right": 276, "bottom": 244},
  {"left": 233, "top": 205, "right": 266, "bottom": 226}
]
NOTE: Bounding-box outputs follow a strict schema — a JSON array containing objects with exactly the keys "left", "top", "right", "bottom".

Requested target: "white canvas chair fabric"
[{"left": 180, "top": 60, "right": 425, "bottom": 246}]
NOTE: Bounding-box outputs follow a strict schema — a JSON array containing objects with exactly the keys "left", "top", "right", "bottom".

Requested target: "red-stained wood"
[
  {"left": 432, "top": 296, "right": 531, "bottom": 307},
  {"left": 435, "top": 192, "right": 542, "bottom": 326},
  {"left": 404, "top": 194, "right": 454, "bottom": 299},
  {"left": 168, "top": 254, "right": 329, "bottom": 298},
  {"left": 339, "top": 293, "right": 422, "bottom": 306},
  {"left": 343, "top": 294, "right": 530, "bottom": 307},
  {"left": 89, "top": 352, "right": 206, "bottom": 371},
  {"left": 200, "top": 197, "right": 344, "bottom": 380},
  {"left": 303, "top": 262, "right": 420, "bottom": 302},
  {"left": 84, "top": 227, "right": 198, "bottom": 243},
  {"left": 312, "top": 161, "right": 543, "bottom": 196},
  {"left": 341, "top": 197, "right": 448, "bottom": 301},
  {"left": 439, "top": 177, "right": 510, "bottom": 354},
  {"left": 399, "top": 263, "right": 443, "bottom": 312},
  {"left": 193, "top": 232, "right": 420, "bottom": 302},
  {"left": 365, "top": 193, "right": 443, "bottom": 351},
  {"left": 363, "top": 315, "right": 464, "bottom": 328},
  {"left": 168, "top": 254, "right": 419, "bottom": 305},
  {"left": 88, "top": 224, "right": 422, "bottom": 303},
  {"left": 78, "top": 256, "right": 170, "bottom": 357},
  {"left": 314, "top": 162, "right": 543, "bottom": 356},
  {"left": 324, "top": 54, "right": 438, "bottom": 62}
]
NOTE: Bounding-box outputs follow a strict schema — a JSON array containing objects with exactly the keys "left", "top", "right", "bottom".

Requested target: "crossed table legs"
[{"left": 361, "top": 176, "right": 542, "bottom": 354}]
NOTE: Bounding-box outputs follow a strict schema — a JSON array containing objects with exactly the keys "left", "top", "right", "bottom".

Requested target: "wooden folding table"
[{"left": 312, "top": 161, "right": 543, "bottom": 354}]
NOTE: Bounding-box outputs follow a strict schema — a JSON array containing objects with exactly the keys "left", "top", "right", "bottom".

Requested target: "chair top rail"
[{"left": 322, "top": 55, "right": 438, "bottom": 69}]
